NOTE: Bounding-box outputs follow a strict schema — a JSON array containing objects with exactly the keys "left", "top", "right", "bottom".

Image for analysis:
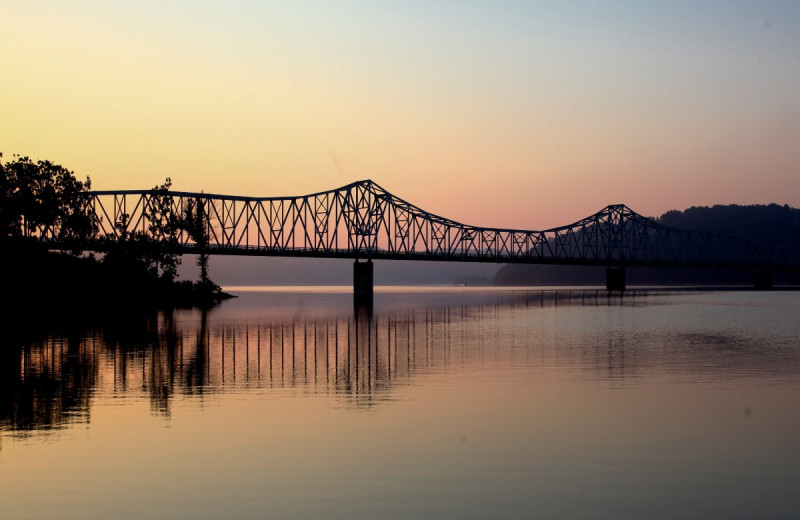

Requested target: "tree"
[
  {"left": 104, "top": 179, "right": 181, "bottom": 283},
  {"left": 181, "top": 195, "right": 211, "bottom": 286},
  {"left": 142, "top": 178, "right": 181, "bottom": 282},
  {"left": 0, "top": 154, "right": 96, "bottom": 243}
]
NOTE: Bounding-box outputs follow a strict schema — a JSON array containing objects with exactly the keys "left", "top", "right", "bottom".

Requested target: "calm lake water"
[{"left": 2, "top": 287, "right": 799, "bottom": 519}]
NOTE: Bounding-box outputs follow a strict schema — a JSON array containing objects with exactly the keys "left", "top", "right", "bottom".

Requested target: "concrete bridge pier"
[
  {"left": 753, "top": 269, "right": 772, "bottom": 290},
  {"left": 354, "top": 259, "right": 374, "bottom": 306},
  {"left": 606, "top": 266, "right": 626, "bottom": 291}
]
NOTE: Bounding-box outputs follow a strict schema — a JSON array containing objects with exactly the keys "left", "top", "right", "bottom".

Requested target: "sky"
[{"left": 3, "top": 0, "right": 799, "bottom": 230}]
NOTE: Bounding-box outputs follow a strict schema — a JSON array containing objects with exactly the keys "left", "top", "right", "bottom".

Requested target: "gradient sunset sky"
[{"left": 3, "top": 1, "right": 799, "bottom": 229}]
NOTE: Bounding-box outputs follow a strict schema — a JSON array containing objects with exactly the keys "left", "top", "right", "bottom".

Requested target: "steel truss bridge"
[{"left": 41, "top": 180, "right": 800, "bottom": 290}]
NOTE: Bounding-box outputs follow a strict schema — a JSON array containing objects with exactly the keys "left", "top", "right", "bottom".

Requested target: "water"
[{"left": 1, "top": 287, "right": 799, "bottom": 519}]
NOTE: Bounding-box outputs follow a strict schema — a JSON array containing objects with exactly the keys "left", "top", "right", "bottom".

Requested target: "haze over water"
[{"left": 2, "top": 287, "right": 799, "bottom": 519}]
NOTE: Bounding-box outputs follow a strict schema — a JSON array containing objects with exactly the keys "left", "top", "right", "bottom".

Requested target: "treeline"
[
  {"left": 659, "top": 204, "right": 800, "bottom": 247},
  {"left": 494, "top": 204, "right": 800, "bottom": 286},
  {"left": 1, "top": 153, "right": 229, "bottom": 312}
]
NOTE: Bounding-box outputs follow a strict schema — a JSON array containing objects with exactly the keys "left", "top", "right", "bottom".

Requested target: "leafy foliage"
[
  {"left": 182, "top": 195, "right": 211, "bottom": 286},
  {"left": 2, "top": 153, "right": 229, "bottom": 307},
  {"left": 0, "top": 154, "right": 97, "bottom": 243},
  {"left": 104, "top": 179, "right": 182, "bottom": 282}
]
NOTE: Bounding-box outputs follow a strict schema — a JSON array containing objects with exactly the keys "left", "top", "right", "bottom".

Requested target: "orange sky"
[{"left": 2, "top": 1, "right": 799, "bottom": 229}]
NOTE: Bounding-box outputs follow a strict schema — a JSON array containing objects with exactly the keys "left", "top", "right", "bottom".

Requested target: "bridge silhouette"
[{"left": 41, "top": 180, "right": 799, "bottom": 294}]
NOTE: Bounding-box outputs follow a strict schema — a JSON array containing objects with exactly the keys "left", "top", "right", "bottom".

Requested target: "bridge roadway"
[{"left": 40, "top": 180, "right": 799, "bottom": 297}]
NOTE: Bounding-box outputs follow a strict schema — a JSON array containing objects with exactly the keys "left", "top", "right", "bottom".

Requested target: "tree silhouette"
[
  {"left": 0, "top": 154, "right": 97, "bottom": 246},
  {"left": 181, "top": 195, "right": 211, "bottom": 286},
  {"left": 2, "top": 153, "right": 230, "bottom": 308},
  {"left": 104, "top": 179, "right": 181, "bottom": 282}
]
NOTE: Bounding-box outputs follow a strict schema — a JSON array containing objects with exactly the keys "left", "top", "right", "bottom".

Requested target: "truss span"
[{"left": 40, "top": 180, "right": 795, "bottom": 270}]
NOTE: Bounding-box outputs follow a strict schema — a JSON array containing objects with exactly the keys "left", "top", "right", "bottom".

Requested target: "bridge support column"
[
  {"left": 753, "top": 269, "right": 772, "bottom": 290},
  {"left": 354, "top": 260, "right": 373, "bottom": 306},
  {"left": 606, "top": 266, "right": 626, "bottom": 291}
]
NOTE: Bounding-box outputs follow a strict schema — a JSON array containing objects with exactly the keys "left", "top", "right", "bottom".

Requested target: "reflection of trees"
[
  {"left": 0, "top": 333, "right": 96, "bottom": 434},
  {"left": 100, "top": 310, "right": 182, "bottom": 416},
  {"left": 183, "top": 308, "right": 209, "bottom": 394}
]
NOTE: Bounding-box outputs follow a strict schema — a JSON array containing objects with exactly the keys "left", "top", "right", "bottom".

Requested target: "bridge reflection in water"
[{"left": 3, "top": 289, "right": 647, "bottom": 432}]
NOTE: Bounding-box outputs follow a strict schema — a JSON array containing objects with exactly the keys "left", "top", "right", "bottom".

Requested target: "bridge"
[{"left": 40, "top": 180, "right": 800, "bottom": 295}]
